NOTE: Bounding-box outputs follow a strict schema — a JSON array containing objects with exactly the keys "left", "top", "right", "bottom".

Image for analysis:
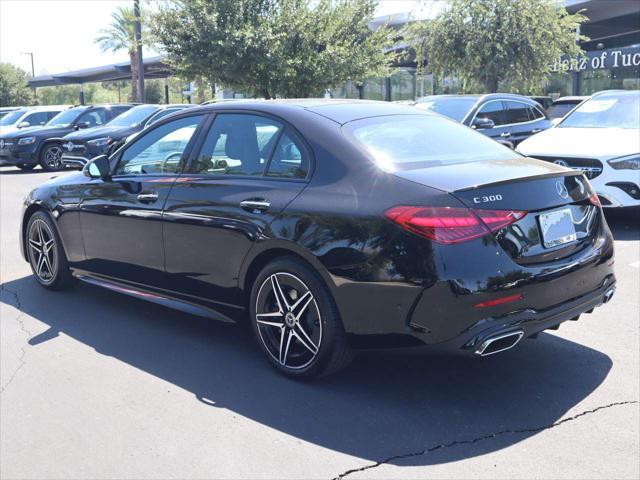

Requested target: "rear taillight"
[
  {"left": 589, "top": 193, "right": 601, "bottom": 207},
  {"left": 384, "top": 206, "right": 527, "bottom": 245}
]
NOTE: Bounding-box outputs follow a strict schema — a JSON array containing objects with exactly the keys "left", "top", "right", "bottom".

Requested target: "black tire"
[
  {"left": 17, "top": 164, "right": 36, "bottom": 171},
  {"left": 25, "top": 211, "right": 75, "bottom": 290},
  {"left": 39, "top": 143, "right": 65, "bottom": 171},
  {"left": 250, "top": 256, "right": 354, "bottom": 379}
]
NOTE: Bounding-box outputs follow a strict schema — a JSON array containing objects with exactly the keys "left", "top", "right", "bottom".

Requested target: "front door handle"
[
  {"left": 137, "top": 192, "right": 159, "bottom": 203},
  {"left": 500, "top": 132, "right": 511, "bottom": 138},
  {"left": 240, "top": 199, "right": 271, "bottom": 212},
  {"left": 532, "top": 128, "right": 541, "bottom": 133}
]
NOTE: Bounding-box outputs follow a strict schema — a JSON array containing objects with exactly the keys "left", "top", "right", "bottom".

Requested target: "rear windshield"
[
  {"left": 414, "top": 98, "right": 477, "bottom": 121},
  {"left": 344, "top": 114, "right": 518, "bottom": 171},
  {"left": 546, "top": 102, "right": 579, "bottom": 119}
]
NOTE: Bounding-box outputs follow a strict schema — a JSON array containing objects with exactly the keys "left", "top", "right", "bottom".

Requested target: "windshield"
[
  {"left": 559, "top": 92, "right": 640, "bottom": 129},
  {"left": 344, "top": 115, "right": 518, "bottom": 171},
  {"left": 107, "top": 105, "right": 158, "bottom": 127},
  {"left": 0, "top": 109, "right": 27, "bottom": 126},
  {"left": 414, "top": 98, "right": 478, "bottom": 121},
  {"left": 47, "top": 108, "right": 85, "bottom": 127}
]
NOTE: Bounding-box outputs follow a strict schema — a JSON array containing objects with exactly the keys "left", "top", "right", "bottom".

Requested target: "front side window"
[
  {"left": 266, "top": 130, "right": 309, "bottom": 179},
  {"left": 344, "top": 114, "right": 518, "bottom": 172},
  {"left": 414, "top": 98, "right": 477, "bottom": 122},
  {"left": 24, "top": 112, "right": 50, "bottom": 126},
  {"left": 77, "top": 109, "right": 108, "bottom": 127},
  {"left": 190, "top": 114, "right": 282, "bottom": 175},
  {"left": 504, "top": 101, "right": 531, "bottom": 124},
  {"left": 475, "top": 101, "right": 506, "bottom": 126},
  {"left": 115, "top": 115, "right": 204, "bottom": 175}
]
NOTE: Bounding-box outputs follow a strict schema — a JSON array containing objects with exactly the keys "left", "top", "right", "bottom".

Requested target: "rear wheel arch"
[{"left": 241, "top": 246, "right": 336, "bottom": 308}]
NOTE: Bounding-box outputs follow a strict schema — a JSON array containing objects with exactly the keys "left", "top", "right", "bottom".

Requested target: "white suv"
[{"left": 517, "top": 90, "right": 639, "bottom": 208}]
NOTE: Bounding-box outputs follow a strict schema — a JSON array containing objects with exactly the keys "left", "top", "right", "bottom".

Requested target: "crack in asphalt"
[
  {"left": 0, "top": 282, "right": 32, "bottom": 394},
  {"left": 332, "top": 400, "right": 639, "bottom": 479}
]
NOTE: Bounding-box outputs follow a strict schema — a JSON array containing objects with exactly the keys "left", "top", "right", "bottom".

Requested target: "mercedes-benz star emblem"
[
  {"left": 556, "top": 181, "right": 569, "bottom": 199},
  {"left": 554, "top": 159, "right": 568, "bottom": 167},
  {"left": 64, "top": 142, "right": 75, "bottom": 151}
]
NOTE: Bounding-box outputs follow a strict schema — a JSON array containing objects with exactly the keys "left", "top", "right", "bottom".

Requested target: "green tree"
[
  {"left": 0, "top": 63, "right": 35, "bottom": 106},
  {"left": 150, "top": 0, "right": 395, "bottom": 99},
  {"left": 95, "top": 6, "right": 144, "bottom": 102},
  {"left": 145, "top": 79, "right": 164, "bottom": 103},
  {"left": 403, "top": 0, "right": 587, "bottom": 93}
]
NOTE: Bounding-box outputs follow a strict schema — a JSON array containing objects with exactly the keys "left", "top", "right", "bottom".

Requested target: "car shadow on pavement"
[
  {"left": 605, "top": 207, "right": 640, "bottom": 242},
  {"left": 1, "top": 275, "right": 612, "bottom": 467}
]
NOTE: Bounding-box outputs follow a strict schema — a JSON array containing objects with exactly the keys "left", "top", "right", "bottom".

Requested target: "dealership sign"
[{"left": 551, "top": 45, "right": 640, "bottom": 73}]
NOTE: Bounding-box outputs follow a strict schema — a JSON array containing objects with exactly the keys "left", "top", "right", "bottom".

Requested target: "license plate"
[{"left": 539, "top": 208, "right": 576, "bottom": 248}]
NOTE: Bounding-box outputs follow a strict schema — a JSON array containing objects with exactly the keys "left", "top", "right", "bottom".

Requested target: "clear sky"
[{"left": 0, "top": 0, "right": 422, "bottom": 77}]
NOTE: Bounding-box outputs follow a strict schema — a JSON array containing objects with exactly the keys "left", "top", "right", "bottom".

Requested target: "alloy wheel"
[
  {"left": 255, "top": 272, "right": 322, "bottom": 370},
  {"left": 44, "top": 145, "right": 63, "bottom": 169},
  {"left": 28, "top": 218, "right": 58, "bottom": 284}
]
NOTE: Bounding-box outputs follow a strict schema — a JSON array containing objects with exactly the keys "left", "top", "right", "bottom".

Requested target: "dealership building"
[{"left": 331, "top": 0, "right": 640, "bottom": 101}]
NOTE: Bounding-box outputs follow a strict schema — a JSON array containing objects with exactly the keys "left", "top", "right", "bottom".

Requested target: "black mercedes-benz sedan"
[{"left": 20, "top": 100, "right": 616, "bottom": 378}]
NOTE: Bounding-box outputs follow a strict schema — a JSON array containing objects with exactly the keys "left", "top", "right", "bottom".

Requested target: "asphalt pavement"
[{"left": 1, "top": 167, "right": 638, "bottom": 479}]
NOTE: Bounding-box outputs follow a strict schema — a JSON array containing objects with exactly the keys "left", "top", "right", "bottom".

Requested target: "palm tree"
[{"left": 95, "top": 6, "right": 141, "bottom": 102}]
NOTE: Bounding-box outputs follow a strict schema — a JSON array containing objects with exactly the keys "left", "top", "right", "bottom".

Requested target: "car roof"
[{"left": 189, "top": 99, "right": 432, "bottom": 125}]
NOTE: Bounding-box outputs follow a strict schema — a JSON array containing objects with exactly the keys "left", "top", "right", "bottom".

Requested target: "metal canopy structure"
[{"left": 28, "top": 56, "right": 172, "bottom": 88}]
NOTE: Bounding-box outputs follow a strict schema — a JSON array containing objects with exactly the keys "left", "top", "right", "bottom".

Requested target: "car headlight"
[
  {"left": 608, "top": 154, "right": 639, "bottom": 170},
  {"left": 87, "top": 137, "right": 111, "bottom": 147},
  {"left": 17, "top": 136, "right": 36, "bottom": 145}
]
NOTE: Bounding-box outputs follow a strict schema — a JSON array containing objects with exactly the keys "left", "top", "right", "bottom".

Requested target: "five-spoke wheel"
[
  {"left": 251, "top": 257, "right": 353, "bottom": 378},
  {"left": 40, "top": 143, "right": 64, "bottom": 171}
]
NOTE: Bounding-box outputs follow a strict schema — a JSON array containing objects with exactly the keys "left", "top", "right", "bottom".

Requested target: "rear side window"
[
  {"left": 266, "top": 130, "right": 309, "bottom": 179},
  {"left": 190, "top": 114, "right": 283, "bottom": 176},
  {"left": 345, "top": 114, "right": 518, "bottom": 171},
  {"left": 528, "top": 106, "right": 545, "bottom": 120},
  {"left": 476, "top": 101, "right": 506, "bottom": 126},
  {"left": 504, "top": 101, "right": 530, "bottom": 124}
]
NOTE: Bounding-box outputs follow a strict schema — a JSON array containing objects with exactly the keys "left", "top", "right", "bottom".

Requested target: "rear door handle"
[
  {"left": 240, "top": 199, "right": 271, "bottom": 212},
  {"left": 500, "top": 132, "right": 511, "bottom": 138},
  {"left": 137, "top": 192, "right": 159, "bottom": 203}
]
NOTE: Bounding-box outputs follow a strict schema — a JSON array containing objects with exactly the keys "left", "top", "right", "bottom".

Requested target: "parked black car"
[
  {"left": 20, "top": 100, "right": 615, "bottom": 378},
  {"left": 546, "top": 96, "right": 587, "bottom": 124},
  {"left": 415, "top": 94, "right": 552, "bottom": 147},
  {"left": 0, "top": 104, "right": 135, "bottom": 171},
  {"left": 61, "top": 104, "right": 193, "bottom": 168}
]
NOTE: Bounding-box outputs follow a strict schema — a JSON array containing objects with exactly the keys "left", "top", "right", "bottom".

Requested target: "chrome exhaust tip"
[
  {"left": 603, "top": 286, "right": 616, "bottom": 304},
  {"left": 475, "top": 330, "right": 524, "bottom": 356}
]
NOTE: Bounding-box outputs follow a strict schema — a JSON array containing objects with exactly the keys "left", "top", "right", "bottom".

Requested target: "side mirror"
[
  {"left": 18, "top": 121, "right": 30, "bottom": 128},
  {"left": 83, "top": 155, "right": 110, "bottom": 179},
  {"left": 75, "top": 121, "right": 90, "bottom": 130},
  {"left": 472, "top": 117, "right": 495, "bottom": 130}
]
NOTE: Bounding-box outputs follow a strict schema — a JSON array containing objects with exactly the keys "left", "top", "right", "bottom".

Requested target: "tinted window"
[
  {"left": 77, "top": 109, "right": 108, "bottom": 127},
  {"left": 414, "top": 98, "right": 477, "bottom": 121},
  {"left": 111, "top": 106, "right": 133, "bottom": 118},
  {"left": 476, "top": 101, "right": 506, "bottom": 126},
  {"left": 559, "top": 91, "right": 640, "bottom": 129},
  {"left": 266, "top": 130, "right": 309, "bottom": 179},
  {"left": 345, "top": 115, "right": 518, "bottom": 171},
  {"left": 116, "top": 115, "right": 203, "bottom": 175},
  {"left": 190, "top": 114, "right": 282, "bottom": 175},
  {"left": 528, "top": 106, "right": 545, "bottom": 120},
  {"left": 546, "top": 102, "right": 578, "bottom": 119},
  {"left": 24, "top": 111, "right": 50, "bottom": 126},
  {"left": 504, "top": 101, "right": 530, "bottom": 124}
]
